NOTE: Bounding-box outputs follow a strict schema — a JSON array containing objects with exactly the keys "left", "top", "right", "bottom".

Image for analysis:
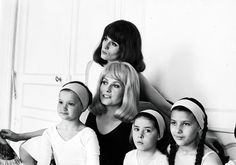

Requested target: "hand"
[{"left": 0, "top": 129, "right": 21, "bottom": 142}]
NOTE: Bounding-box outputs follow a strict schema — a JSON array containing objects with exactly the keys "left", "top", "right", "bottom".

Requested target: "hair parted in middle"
[
  {"left": 168, "top": 97, "right": 208, "bottom": 165},
  {"left": 89, "top": 61, "right": 140, "bottom": 122}
]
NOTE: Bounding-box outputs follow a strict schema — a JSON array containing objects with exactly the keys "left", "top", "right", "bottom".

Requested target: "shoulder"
[
  {"left": 43, "top": 125, "right": 56, "bottom": 136},
  {"left": 154, "top": 150, "right": 168, "bottom": 163},
  {"left": 80, "top": 127, "right": 97, "bottom": 137},
  {"left": 202, "top": 146, "right": 223, "bottom": 165},
  {"left": 124, "top": 149, "right": 137, "bottom": 164},
  {"left": 125, "top": 149, "right": 136, "bottom": 157},
  {"left": 86, "top": 60, "right": 103, "bottom": 71}
]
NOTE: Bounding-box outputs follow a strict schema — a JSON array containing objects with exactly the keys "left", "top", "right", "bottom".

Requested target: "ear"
[
  {"left": 198, "top": 128, "right": 203, "bottom": 137},
  {"left": 157, "top": 134, "right": 162, "bottom": 141}
]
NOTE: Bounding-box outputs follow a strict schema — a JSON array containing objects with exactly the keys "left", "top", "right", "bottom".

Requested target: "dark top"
[{"left": 86, "top": 113, "right": 133, "bottom": 165}]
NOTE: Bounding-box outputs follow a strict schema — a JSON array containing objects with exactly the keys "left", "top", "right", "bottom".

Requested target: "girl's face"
[
  {"left": 99, "top": 75, "right": 124, "bottom": 107},
  {"left": 132, "top": 116, "right": 158, "bottom": 152},
  {"left": 101, "top": 36, "right": 120, "bottom": 62},
  {"left": 170, "top": 109, "right": 201, "bottom": 148},
  {"left": 57, "top": 90, "right": 83, "bottom": 121}
]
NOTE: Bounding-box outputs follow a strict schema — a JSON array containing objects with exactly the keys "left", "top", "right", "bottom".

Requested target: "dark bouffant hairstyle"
[{"left": 93, "top": 19, "right": 145, "bottom": 73}]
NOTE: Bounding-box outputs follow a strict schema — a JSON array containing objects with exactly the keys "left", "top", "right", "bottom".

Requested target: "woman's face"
[
  {"left": 101, "top": 36, "right": 120, "bottom": 62},
  {"left": 99, "top": 75, "right": 124, "bottom": 107},
  {"left": 170, "top": 109, "right": 200, "bottom": 148}
]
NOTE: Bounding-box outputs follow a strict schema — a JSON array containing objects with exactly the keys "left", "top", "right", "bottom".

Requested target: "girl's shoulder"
[{"left": 202, "top": 145, "right": 223, "bottom": 165}]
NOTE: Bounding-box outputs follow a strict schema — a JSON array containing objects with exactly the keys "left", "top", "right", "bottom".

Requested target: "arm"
[
  {"left": 202, "top": 152, "right": 223, "bottom": 165},
  {"left": 138, "top": 73, "right": 171, "bottom": 117},
  {"left": 85, "top": 130, "right": 100, "bottom": 165},
  {"left": 37, "top": 130, "right": 53, "bottom": 165},
  {"left": 0, "top": 129, "right": 46, "bottom": 141}
]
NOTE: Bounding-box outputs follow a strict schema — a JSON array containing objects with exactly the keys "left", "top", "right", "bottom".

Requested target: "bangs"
[
  {"left": 104, "top": 25, "right": 125, "bottom": 45},
  {"left": 101, "top": 63, "right": 127, "bottom": 85}
]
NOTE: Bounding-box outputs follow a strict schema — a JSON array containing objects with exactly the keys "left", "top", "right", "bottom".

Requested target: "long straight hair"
[{"left": 89, "top": 61, "right": 140, "bottom": 122}]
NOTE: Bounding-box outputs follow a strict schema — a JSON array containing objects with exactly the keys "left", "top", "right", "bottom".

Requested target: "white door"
[{"left": 10, "top": 0, "right": 119, "bottom": 150}]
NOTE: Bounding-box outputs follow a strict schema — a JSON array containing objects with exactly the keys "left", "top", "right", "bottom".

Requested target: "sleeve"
[
  {"left": 37, "top": 129, "right": 53, "bottom": 165},
  {"left": 202, "top": 151, "right": 223, "bottom": 165},
  {"left": 123, "top": 153, "right": 129, "bottom": 165},
  {"left": 84, "top": 129, "right": 100, "bottom": 165},
  {"left": 123, "top": 151, "right": 132, "bottom": 165}
]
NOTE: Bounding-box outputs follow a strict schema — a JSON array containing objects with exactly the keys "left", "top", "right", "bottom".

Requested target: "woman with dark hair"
[{"left": 86, "top": 20, "right": 171, "bottom": 117}]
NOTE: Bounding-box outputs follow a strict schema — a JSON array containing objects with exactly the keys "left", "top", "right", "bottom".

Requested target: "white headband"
[
  {"left": 141, "top": 110, "right": 166, "bottom": 139},
  {"left": 61, "top": 83, "right": 89, "bottom": 110},
  {"left": 171, "top": 99, "right": 205, "bottom": 129}
]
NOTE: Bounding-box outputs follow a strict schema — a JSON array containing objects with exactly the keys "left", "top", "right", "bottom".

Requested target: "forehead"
[
  {"left": 134, "top": 116, "right": 155, "bottom": 127},
  {"left": 171, "top": 109, "right": 195, "bottom": 121}
]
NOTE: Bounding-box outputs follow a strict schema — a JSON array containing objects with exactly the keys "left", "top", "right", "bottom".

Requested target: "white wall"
[{"left": 141, "top": 0, "right": 236, "bottom": 133}]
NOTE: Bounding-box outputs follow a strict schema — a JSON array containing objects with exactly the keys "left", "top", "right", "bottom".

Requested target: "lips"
[
  {"left": 102, "top": 94, "right": 111, "bottom": 98},
  {"left": 101, "top": 50, "right": 108, "bottom": 55},
  {"left": 174, "top": 135, "right": 184, "bottom": 140},
  {"left": 136, "top": 141, "right": 143, "bottom": 145}
]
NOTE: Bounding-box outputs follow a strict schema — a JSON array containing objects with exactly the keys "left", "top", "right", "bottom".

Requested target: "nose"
[
  {"left": 106, "top": 85, "right": 112, "bottom": 93},
  {"left": 138, "top": 130, "right": 144, "bottom": 139},
  {"left": 176, "top": 124, "right": 183, "bottom": 134},
  {"left": 104, "top": 41, "right": 111, "bottom": 50},
  {"left": 62, "top": 103, "right": 68, "bottom": 111}
]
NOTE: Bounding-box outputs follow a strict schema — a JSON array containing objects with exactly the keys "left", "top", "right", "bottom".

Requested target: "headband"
[
  {"left": 61, "top": 83, "right": 89, "bottom": 110},
  {"left": 141, "top": 110, "right": 166, "bottom": 139},
  {"left": 171, "top": 99, "right": 205, "bottom": 129}
]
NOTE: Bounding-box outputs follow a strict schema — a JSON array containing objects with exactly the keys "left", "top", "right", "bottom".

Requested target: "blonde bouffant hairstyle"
[{"left": 89, "top": 61, "right": 140, "bottom": 122}]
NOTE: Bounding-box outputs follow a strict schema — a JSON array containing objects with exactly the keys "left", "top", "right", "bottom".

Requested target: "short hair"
[
  {"left": 93, "top": 19, "right": 146, "bottom": 73},
  {"left": 89, "top": 61, "right": 140, "bottom": 122},
  {"left": 129, "top": 111, "right": 169, "bottom": 153},
  {"left": 61, "top": 81, "right": 93, "bottom": 109}
]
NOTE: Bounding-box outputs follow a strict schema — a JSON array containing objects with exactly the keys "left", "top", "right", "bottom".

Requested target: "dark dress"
[{"left": 86, "top": 113, "right": 133, "bottom": 165}]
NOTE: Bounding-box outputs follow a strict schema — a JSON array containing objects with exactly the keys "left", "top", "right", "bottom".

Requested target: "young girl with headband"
[
  {"left": 123, "top": 109, "right": 168, "bottom": 165},
  {"left": 168, "top": 97, "right": 222, "bottom": 165},
  {"left": 37, "top": 81, "right": 100, "bottom": 165}
]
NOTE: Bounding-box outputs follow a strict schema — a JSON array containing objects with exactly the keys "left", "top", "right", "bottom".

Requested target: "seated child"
[
  {"left": 168, "top": 97, "right": 222, "bottom": 165},
  {"left": 0, "top": 135, "right": 21, "bottom": 165},
  {"left": 37, "top": 81, "right": 100, "bottom": 165},
  {"left": 123, "top": 109, "right": 168, "bottom": 165}
]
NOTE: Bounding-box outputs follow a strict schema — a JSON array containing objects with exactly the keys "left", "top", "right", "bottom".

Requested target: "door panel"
[{"left": 12, "top": 0, "right": 74, "bottom": 134}]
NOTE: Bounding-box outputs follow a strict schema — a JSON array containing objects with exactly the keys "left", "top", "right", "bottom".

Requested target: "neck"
[
  {"left": 59, "top": 119, "right": 84, "bottom": 130},
  {"left": 178, "top": 141, "right": 199, "bottom": 155},
  {"left": 137, "top": 149, "right": 157, "bottom": 165}
]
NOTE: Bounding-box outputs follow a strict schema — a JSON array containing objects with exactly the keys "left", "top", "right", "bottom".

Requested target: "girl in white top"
[
  {"left": 37, "top": 81, "right": 100, "bottom": 165},
  {"left": 123, "top": 109, "right": 168, "bottom": 165},
  {"left": 168, "top": 97, "right": 222, "bottom": 165}
]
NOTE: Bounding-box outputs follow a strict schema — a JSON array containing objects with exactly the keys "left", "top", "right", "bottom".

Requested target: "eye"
[
  {"left": 101, "top": 80, "right": 108, "bottom": 85},
  {"left": 58, "top": 100, "right": 63, "bottom": 104},
  {"left": 111, "top": 42, "right": 118, "bottom": 47},
  {"left": 133, "top": 127, "right": 139, "bottom": 132},
  {"left": 170, "top": 120, "right": 176, "bottom": 126},
  {"left": 113, "top": 83, "right": 121, "bottom": 88},
  {"left": 144, "top": 129, "right": 152, "bottom": 133},
  {"left": 183, "top": 122, "right": 191, "bottom": 126},
  {"left": 68, "top": 102, "right": 75, "bottom": 106}
]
